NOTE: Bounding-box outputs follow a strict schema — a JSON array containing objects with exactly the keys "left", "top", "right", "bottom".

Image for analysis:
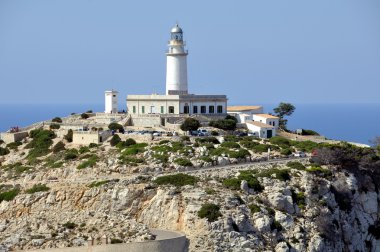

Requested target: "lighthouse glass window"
[{"left": 172, "top": 33, "right": 183, "bottom": 41}]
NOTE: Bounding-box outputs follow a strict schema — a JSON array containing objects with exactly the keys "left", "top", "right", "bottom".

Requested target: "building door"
[
  {"left": 150, "top": 106, "right": 156, "bottom": 114},
  {"left": 267, "top": 130, "right": 273, "bottom": 138},
  {"left": 184, "top": 105, "right": 189, "bottom": 114}
]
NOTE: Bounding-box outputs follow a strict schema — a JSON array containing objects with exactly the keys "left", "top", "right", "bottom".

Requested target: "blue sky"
[{"left": 1, "top": 0, "right": 379, "bottom": 105}]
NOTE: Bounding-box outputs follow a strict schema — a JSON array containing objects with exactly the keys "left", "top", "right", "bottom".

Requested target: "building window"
[
  {"left": 184, "top": 105, "right": 189, "bottom": 114},
  {"left": 113, "top": 95, "right": 116, "bottom": 97},
  {"left": 161, "top": 106, "right": 164, "bottom": 113},
  {"left": 201, "top": 106, "right": 206, "bottom": 114},
  {"left": 142, "top": 106, "right": 145, "bottom": 114},
  {"left": 133, "top": 106, "right": 136, "bottom": 113},
  {"left": 273, "top": 121, "right": 275, "bottom": 126},
  {"left": 209, "top": 106, "right": 215, "bottom": 114},
  {"left": 169, "top": 106, "right": 174, "bottom": 114},
  {"left": 193, "top": 106, "right": 198, "bottom": 114},
  {"left": 217, "top": 105, "right": 223, "bottom": 113}
]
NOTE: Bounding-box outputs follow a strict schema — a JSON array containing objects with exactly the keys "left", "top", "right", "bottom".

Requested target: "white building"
[
  {"left": 126, "top": 24, "right": 227, "bottom": 124},
  {"left": 105, "top": 90, "right": 118, "bottom": 114},
  {"left": 246, "top": 121, "right": 276, "bottom": 138},
  {"left": 252, "top": 114, "right": 279, "bottom": 129},
  {"left": 227, "top": 106, "right": 263, "bottom": 123}
]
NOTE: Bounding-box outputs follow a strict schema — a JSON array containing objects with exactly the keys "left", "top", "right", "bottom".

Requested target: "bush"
[
  {"left": 229, "top": 149, "right": 250, "bottom": 159},
  {"left": 154, "top": 173, "right": 197, "bottom": 187},
  {"left": 211, "top": 131, "right": 219, "bottom": 136},
  {"left": 252, "top": 144, "right": 271, "bottom": 153},
  {"left": 200, "top": 156, "right": 213, "bottom": 163},
  {"left": 174, "top": 158, "right": 193, "bottom": 167},
  {"left": 269, "top": 136, "right": 290, "bottom": 148},
  {"left": 125, "top": 138, "right": 137, "bottom": 146},
  {"left": 306, "top": 166, "right": 332, "bottom": 177},
  {"left": 25, "top": 184, "right": 50, "bottom": 194},
  {"left": 108, "top": 123, "right": 124, "bottom": 131},
  {"left": 110, "top": 134, "right": 121, "bottom": 147},
  {"left": 88, "top": 180, "right": 110, "bottom": 188},
  {"left": 180, "top": 118, "right": 200, "bottom": 131},
  {"left": 26, "top": 129, "right": 55, "bottom": 158},
  {"left": 64, "top": 149, "right": 78, "bottom": 160},
  {"left": 291, "top": 190, "right": 306, "bottom": 209},
  {"left": 209, "top": 119, "right": 236, "bottom": 131},
  {"left": 198, "top": 203, "right": 222, "bottom": 222},
  {"left": 256, "top": 168, "right": 291, "bottom": 181},
  {"left": 221, "top": 141, "right": 240, "bottom": 149},
  {"left": 0, "top": 147, "right": 10, "bottom": 156},
  {"left": 281, "top": 148, "right": 292, "bottom": 156},
  {"left": 159, "top": 140, "right": 170, "bottom": 145},
  {"left": 77, "top": 155, "right": 98, "bottom": 169},
  {"left": 223, "top": 178, "right": 241, "bottom": 190},
  {"left": 301, "top": 129, "right": 320, "bottom": 136},
  {"left": 6, "top": 141, "right": 22, "bottom": 150},
  {"left": 52, "top": 141, "right": 66, "bottom": 153},
  {"left": 286, "top": 161, "right": 305, "bottom": 170},
  {"left": 89, "top": 143, "right": 98, "bottom": 148},
  {"left": 110, "top": 238, "right": 123, "bottom": 244},
  {"left": 271, "top": 220, "right": 283, "bottom": 231},
  {"left": 248, "top": 204, "right": 261, "bottom": 214},
  {"left": 152, "top": 154, "right": 169, "bottom": 163},
  {"left": 205, "top": 188, "right": 216, "bottom": 194},
  {"left": 64, "top": 129, "right": 73, "bottom": 142},
  {"left": 119, "top": 156, "right": 145, "bottom": 165},
  {"left": 52, "top": 117, "right": 62, "bottom": 123},
  {"left": 80, "top": 113, "right": 89, "bottom": 119},
  {"left": 79, "top": 146, "right": 90, "bottom": 154},
  {"left": 237, "top": 173, "right": 264, "bottom": 192},
  {"left": 195, "top": 137, "right": 220, "bottom": 144},
  {"left": 181, "top": 136, "right": 190, "bottom": 142},
  {"left": 0, "top": 188, "right": 19, "bottom": 202},
  {"left": 240, "top": 140, "right": 259, "bottom": 149},
  {"left": 49, "top": 124, "right": 60, "bottom": 130},
  {"left": 62, "top": 222, "right": 77, "bottom": 229}
]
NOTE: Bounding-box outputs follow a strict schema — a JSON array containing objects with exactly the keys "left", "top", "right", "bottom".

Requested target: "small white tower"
[
  {"left": 166, "top": 24, "right": 188, "bottom": 95},
  {"left": 104, "top": 90, "right": 118, "bottom": 113}
]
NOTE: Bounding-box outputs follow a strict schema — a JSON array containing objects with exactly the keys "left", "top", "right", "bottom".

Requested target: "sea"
[{"left": 0, "top": 103, "right": 379, "bottom": 145}]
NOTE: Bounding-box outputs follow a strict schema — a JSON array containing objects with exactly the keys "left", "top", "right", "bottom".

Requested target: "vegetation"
[
  {"left": 195, "top": 137, "right": 220, "bottom": 144},
  {"left": 154, "top": 173, "right": 198, "bottom": 187},
  {"left": 116, "top": 138, "right": 137, "bottom": 149},
  {"left": 273, "top": 102, "right": 296, "bottom": 130},
  {"left": 77, "top": 155, "right": 98, "bottom": 169},
  {"left": 25, "top": 184, "right": 50, "bottom": 194},
  {"left": 269, "top": 136, "right": 290, "bottom": 148},
  {"left": 197, "top": 203, "right": 222, "bottom": 222},
  {"left": 108, "top": 123, "right": 124, "bottom": 131},
  {"left": 256, "top": 168, "right": 291, "bottom": 181},
  {"left": 271, "top": 220, "right": 283, "bottom": 231},
  {"left": 209, "top": 118, "right": 237, "bottom": 131},
  {"left": 180, "top": 118, "right": 200, "bottom": 132},
  {"left": 220, "top": 141, "right": 240, "bottom": 149},
  {"left": 286, "top": 161, "right": 305, "bottom": 170},
  {"left": 0, "top": 188, "right": 20, "bottom": 202},
  {"left": 205, "top": 188, "right": 216, "bottom": 195},
  {"left": 6, "top": 141, "right": 22, "bottom": 150},
  {"left": 51, "top": 117, "right": 62, "bottom": 123},
  {"left": 110, "top": 134, "right": 121, "bottom": 147},
  {"left": 26, "top": 129, "right": 56, "bottom": 159},
  {"left": 88, "top": 180, "right": 111, "bottom": 188},
  {"left": 79, "top": 146, "right": 90, "bottom": 154},
  {"left": 89, "top": 143, "right": 98, "bottom": 148},
  {"left": 248, "top": 204, "right": 261, "bottom": 214},
  {"left": 62, "top": 222, "right": 77, "bottom": 229},
  {"left": 305, "top": 165, "right": 332, "bottom": 177},
  {"left": 64, "top": 129, "right": 73, "bottom": 142},
  {"left": 64, "top": 148, "right": 78, "bottom": 160},
  {"left": 0, "top": 147, "right": 10, "bottom": 156},
  {"left": 52, "top": 141, "right": 65, "bottom": 153},
  {"left": 159, "top": 140, "right": 170, "bottom": 145},
  {"left": 301, "top": 129, "right": 320, "bottom": 136},
  {"left": 174, "top": 158, "right": 193, "bottom": 167},
  {"left": 49, "top": 123, "right": 60, "bottom": 130},
  {"left": 251, "top": 144, "right": 271, "bottom": 153},
  {"left": 200, "top": 156, "right": 213, "bottom": 163},
  {"left": 110, "top": 238, "right": 123, "bottom": 244},
  {"left": 80, "top": 113, "right": 89, "bottom": 119},
  {"left": 228, "top": 149, "right": 250, "bottom": 159},
  {"left": 291, "top": 190, "right": 306, "bottom": 209},
  {"left": 223, "top": 171, "right": 264, "bottom": 192}
]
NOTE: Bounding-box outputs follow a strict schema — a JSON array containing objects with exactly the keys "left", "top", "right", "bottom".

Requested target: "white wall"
[
  {"left": 105, "top": 91, "right": 118, "bottom": 114},
  {"left": 246, "top": 123, "right": 276, "bottom": 139},
  {"left": 252, "top": 115, "right": 279, "bottom": 129}
]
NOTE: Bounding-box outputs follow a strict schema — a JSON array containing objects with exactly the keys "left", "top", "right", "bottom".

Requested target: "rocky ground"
[{"left": 0, "top": 127, "right": 379, "bottom": 251}]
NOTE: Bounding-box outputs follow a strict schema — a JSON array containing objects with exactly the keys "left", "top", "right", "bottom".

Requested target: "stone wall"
[
  {"left": 72, "top": 131, "right": 112, "bottom": 145},
  {"left": 0, "top": 131, "right": 28, "bottom": 144}
]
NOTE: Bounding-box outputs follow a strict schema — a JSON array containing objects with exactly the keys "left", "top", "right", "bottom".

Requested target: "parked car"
[
  {"left": 152, "top": 131, "right": 161, "bottom": 136},
  {"left": 197, "top": 129, "right": 210, "bottom": 136},
  {"left": 293, "top": 151, "right": 306, "bottom": 157}
]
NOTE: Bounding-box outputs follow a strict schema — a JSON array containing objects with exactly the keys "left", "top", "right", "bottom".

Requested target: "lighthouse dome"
[{"left": 171, "top": 24, "right": 183, "bottom": 33}]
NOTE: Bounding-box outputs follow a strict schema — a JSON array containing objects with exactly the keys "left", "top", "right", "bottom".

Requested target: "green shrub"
[
  {"left": 26, "top": 129, "right": 56, "bottom": 159},
  {"left": 290, "top": 140, "right": 319, "bottom": 152},
  {"left": 237, "top": 173, "right": 264, "bottom": 192},
  {"left": 62, "top": 222, "right": 77, "bottom": 229},
  {"left": 49, "top": 161, "right": 64, "bottom": 168},
  {"left": 180, "top": 118, "right": 200, "bottom": 131},
  {"left": 198, "top": 203, "right": 222, "bottom": 222},
  {"left": 110, "top": 238, "right": 123, "bottom": 244},
  {"left": 25, "top": 184, "right": 50, "bottom": 194},
  {"left": 266, "top": 207, "right": 275, "bottom": 216},
  {"left": 256, "top": 168, "right": 291, "bottom": 181},
  {"left": 306, "top": 166, "right": 332, "bottom": 177},
  {"left": 159, "top": 140, "right": 170, "bottom": 145},
  {"left": 280, "top": 148, "right": 292, "bottom": 156},
  {"left": 108, "top": 123, "right": 124, "bottom": 131},
  {"left": 52, "top": 141, "right": 66, "bottom": 153},
  {"left": 224, "top": 135, "right": 239, "bottom": 142},
  {"left": 286, "top": 161, "right": 305, "bottom": 170},
  {"left": 64, "top": 129, "right": 73, "bottom": 142},
  {"left": 221, "top": 141, "right": 240, "bottom": 149},
  {"left": 110, "top": 134, "right": 121, "bottom": 147},
  {"left": 209, "top": 119, "right": 236, "bottom": 131},
  {"left": 301, "top": 129, "right": 320, "bottom": 136},
  {"left": 154, "top": 173, "right": 197, "bottom": 187},
  {"left": 291, "top": 190, "right": 306, "bottom": 209},
  {"left": 89, "top": 143, "right": 98, "bottom": 148},
  {"left": 223, "top": 178, "right": 241, "bottom": 190},
  {"left": 271, "top": 220, "right": 283, "bottom": 231},
  {"left": 174, "top": 158, "right": 193, "bottom": 167},
  {"left": 209, "top": 147, "right": 230, "bottom": 157},
  {"left": 79, "top": 146, "right": 90, "bottom": 154},
  {"left": 125, "top": 138, "right": 137, "bottom": 146},
  {"left": 200, "top": 156, "right": 213, "bottom": 163},
  {"left": 228, "top": 149, "right": 250, "bottom": 159},
  {"left": 252, "top": 144, "right": 271, "bottom": 153},
  {"left": 6, "top": 141, "right": 22, "bottom": 150},
  {"left": 119, "top": 155, "right": 145, "bottom": 165},
  {"left": 211, "top": 131, "right": 219, "bottom": 136},
  {"left": 248, "top": 204, "right": 261, "bottom": 214},
  {"left": 49, "top": 124, "right": 60, "bottom": 130},
  {"left": 195, "top": 137, "right": 219, "bottom": 144},
  {"left": 64, "top": 148, "right": 78, "bottom": 160},
  {"left": 0, "top": 188, "right": 19, "bottom": 202},
  {"left": 0, "top": 147, "right": 10, "bottom": 156},
  {"left": 205, "top": 188, "right": 216, "bottom": 194},
  {"left": 240, "top": 140, "right": 259, "bottom": 149},
  {"left": 77, "top": 155, "right": 98, "bottom": 169},
  {"left": 181, "top": 136, "right": 190, "bottom": 142},
  {"left": 52, "top": 117, "right": 62, "bottom": 123},
  {"left": 88, "top": 180, "right": 110, "bottom": 188},
  {"left": 269, "top": 136, "right": 290, "bottom": 147},
  {"left": 80, "top": 113, "right": 89, "bottom": 119},
  {"left": 152, "top": 154, "right": 169, "bottom": 163}
]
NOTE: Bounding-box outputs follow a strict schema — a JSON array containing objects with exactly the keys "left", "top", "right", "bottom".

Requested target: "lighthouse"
[{"left": 166, "top": 24, "right": 188, "bottom": 95}]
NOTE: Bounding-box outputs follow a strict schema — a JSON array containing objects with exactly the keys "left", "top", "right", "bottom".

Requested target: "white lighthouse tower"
[
  {"left": 166, "top": 24, "right": 188, "bottom": 95},
  {"left": 104, "top": 90, "right": 118, "bottom": 113}
]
